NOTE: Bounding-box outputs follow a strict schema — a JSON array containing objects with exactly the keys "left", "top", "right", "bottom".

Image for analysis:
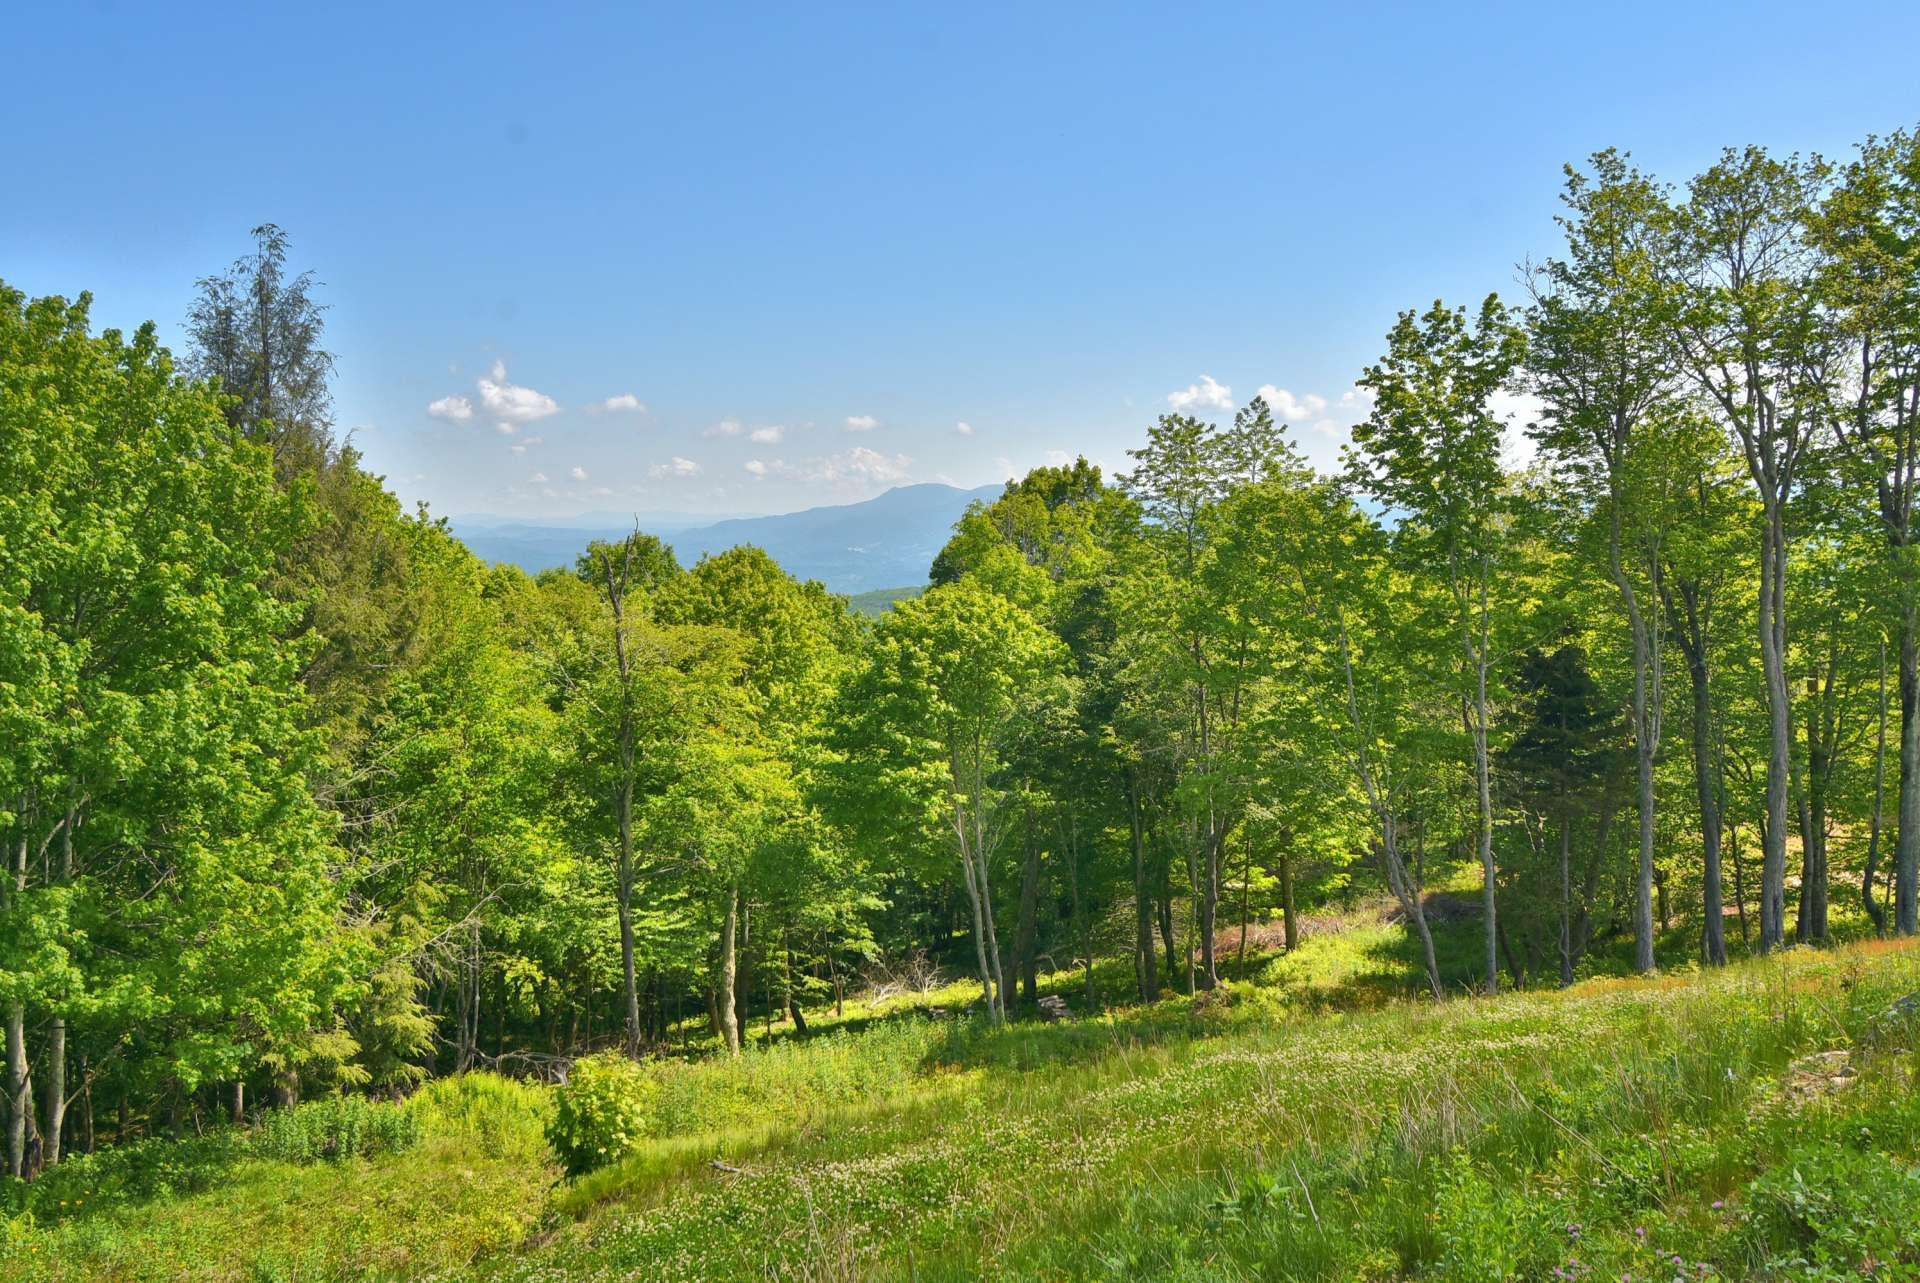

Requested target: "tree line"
[{"left": 2, "top": 127, "right": 1917, "bottom": 1182}]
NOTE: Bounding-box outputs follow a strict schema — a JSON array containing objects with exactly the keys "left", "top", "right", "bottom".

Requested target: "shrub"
[
  {"left": 253, "top": 1094, "right": 420, "bottom": 1163},
  {"left": 0, "top": 1131, "right": 245, "bottom": 1225},
  {"left": 547, "top": 1052, "right": 657, "bottom": 1175},
  {"left": 409, "top": 1072, "right": 552, "bottom": 1163},
  {"left": 1745, "top": 1145, "right": 1920, "bottom": 1280},
  {"left": 1428, "top": 1152, "right": 1557, "bottom": 1283}
]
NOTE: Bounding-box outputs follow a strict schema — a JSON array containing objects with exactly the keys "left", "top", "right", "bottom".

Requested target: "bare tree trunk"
[
  {"left": 1468, "top": 565, "right": 1500, "bottom": 995},
  {"left": 1797, "top": 653, "right": 1836, "bottom": 945},
  {"left": 1668, "top": 575, "right": 1728, "bottom": 965},
  {"left": 975, "top": 841, "right": 1007, "bottom": 1022},
  {"left": 1061, "top": 806, "right": 1093, "bottom": 1007},
  {"left": 1897, "top": 615, "right": 1919, "bottom": 934},
  {"left": 6, "top": 828, "right": 27, "bottom": 1179},
  {"left": 1194, "top": 680, "right": 1221, "bottom": 992},
  {"left": 1728, "top": 821, "right": 1749, "bottom": 948},
  {"left": 1557, "top": 813, "right": 1574, "bottom": 986},
  {"left": 1756, "top": 508, "right": 1791, "bottom": 951},
  {"left": 1157, "top": 885, "right": 1177, "bottom": 989},
  {"left": 597, "top": 541, "right": 645, "bottom": 1057},
  {"left": 1279, "top": 851, "right": 1298, "bottom": 952},
  {"left": 1013, "top": 816, "right": 1041, "bottom": 1005},
  {"left": 719, "top": 885, "right": 740, "bottom": 1055},
  {"left": 1236, "top": 842, "right": 1254, "bottom": 974},
  {"left": 44, "top": 1018, "right": 65, "bottom": 1167},
  {"left": 1129, "top": 781, "right": 1153, "bottom": 1001},
  {"left": 1865, "top": 638, "right": 1890, "bottom": 936},
  {"left": 5, "top": 1002, "right": 26, "bottom": 1180},
  {"left": 1612, "top": 516, "right": 1658, "bottom": 974},
  {"left": 955, "top": 804, "right": 1000, "bottom": 1023}
]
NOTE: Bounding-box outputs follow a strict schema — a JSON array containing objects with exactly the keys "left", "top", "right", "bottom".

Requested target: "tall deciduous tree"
[
  {"left": 1810, "top": 129, "right": 1920, "bottom": 935},
  {"left": 1350, "top": 296, "right": 1527, "bottom": 992},
  {"left": 833, "top": 580, "right": 1066, "bottom": 1024},
  {"left": 1528, "top": 151, "right": 1680, "bottom": 972},
  {"left": 1669, "top": 147, "right": 1834, "bottom": 951}
]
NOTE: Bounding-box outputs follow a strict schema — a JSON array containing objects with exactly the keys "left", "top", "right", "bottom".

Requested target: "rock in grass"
[{"left": 1781, "top": 1050, "right": 1858, "bottom": 1107}]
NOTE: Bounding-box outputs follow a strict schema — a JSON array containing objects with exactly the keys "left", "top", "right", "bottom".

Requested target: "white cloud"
[
  {"left": 1488, "top": 388, "right": 1545, "bottom": 431},
  {"left": 956, "top": 420, "right": 975, "bottom": 436},
  {"left": 509, "top": 443, "right": 529, "bottom": 455},
  {"left": 804, "top": 446, "right": 909, "bottom": 484},
  {"left": 994, "top": 456, "right": 1016, "bottom": 480},
  {"left": 427, "top": 394, "right": 474, "bottom": 422},
  {"left": 477, "top": 363, "right": 560, "bottom": 423},
  {"left": 530, "top": 471, "right": 549, "bottom": 483},
  {"left": 1046, "top": 450, "right": 1072, "bottom": 466},
  {"left": 1167, "top": 374, "right": 1233, "bottom": 412},
  {"left": 749, "top": 424, "right": 784, "bottom": 444},
  {"left": 569, "top": 466, "right": 589, "bottom": 481},
  {"left": 844, "top": 414, "right": 880, "bottom": 432},
  {"left": 766, "top": 447, "right": 911, "bottom": 485},
  {"left": 495, "top": 421, "right": 516, "bottom": 435},
  {"left": 1489, "top": 389, "right": 1546, "bottom": 469},
  {"left": 647, "top": 456, "right": 702, "bottom": 479},
  {"left": 705, "top": 418, "right": 744, "bottom": 438},
  {"left": 602, "top": 393, "right": 646, "bottom": 413},
  {"left": 1255, "top": 385, "right": 1328, "bottom": 423}
]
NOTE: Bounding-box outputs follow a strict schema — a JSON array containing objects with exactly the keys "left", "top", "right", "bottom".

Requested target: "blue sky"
[{"left": 9, "top": 3, "right": 1920, "bottom": 517}]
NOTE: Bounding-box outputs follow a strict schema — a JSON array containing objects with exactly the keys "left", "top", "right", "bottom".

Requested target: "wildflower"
[{"left": 1710, "top": 1199, "right": 1723, "bottom": 1211}]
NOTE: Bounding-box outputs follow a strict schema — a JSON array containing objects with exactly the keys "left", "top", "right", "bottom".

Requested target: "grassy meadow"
[{"left": 7, "top": 907, "right": 1919, "bottom": 1282}]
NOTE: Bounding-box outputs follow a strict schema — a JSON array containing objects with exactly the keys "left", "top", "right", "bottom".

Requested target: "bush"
[
  {"left": 1745, "top": 1145, "right": 1920, "bottom": 1280},
  {"left": 547, "top": 1052, "right": 657, "bottom": 1175},
  {"left": 253, "top": 1094, "right": 420, "bottom": 1163},
  {"left": 1428, "top": 1152, "right": 1557, "bottom": 1283},
  {"left": 409, "top": 1072, "right": 551, "bottom": 1163},
  {"left": 0, "top": 1131, "right": 245, "bottom": 1225}
]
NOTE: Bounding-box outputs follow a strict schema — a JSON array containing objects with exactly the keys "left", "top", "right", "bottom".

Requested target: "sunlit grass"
[{"left": 7, "top": 929, "right": 1917, "bottom": 1282}]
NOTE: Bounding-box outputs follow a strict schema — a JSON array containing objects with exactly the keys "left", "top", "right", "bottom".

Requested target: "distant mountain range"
[{"left": 450, "top": 482, "right": 1004, "bottom": 594}]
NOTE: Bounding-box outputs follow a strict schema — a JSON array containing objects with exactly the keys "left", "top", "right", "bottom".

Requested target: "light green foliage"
[
  {"left": 547, "top": 1053, "right": 659, "bottom": 1175},
  {"left": 407, "top": 1072, "right": 552, "bottom": 1163},
  {"left": 252, "top": 1094, "right": 420, "bottom": 1164},
  {"left": 0, "top": 283, "right": 344, "bottom": 1157}
]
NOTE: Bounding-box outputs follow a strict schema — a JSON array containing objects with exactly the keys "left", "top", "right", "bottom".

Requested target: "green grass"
[{"left": 7, "top": 933, "right": 1919, "bottom": 1281}]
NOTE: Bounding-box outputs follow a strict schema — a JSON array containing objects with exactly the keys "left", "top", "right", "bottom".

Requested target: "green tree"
[
  {"left": 1350, "top": 296, "right": 1527, "bottom": 993},
  {"left": 0, "top": 285, "right": 341, "bottom": 1172},
  {"left": 832, "top": 580, "right": 1066, "bottom": 1024},
  {"left": 1810, "top": 129, "right": 1920, "bottom": 935},
  {"left": 1668, "top": 147, "right": 1834, "bottom": 951}
]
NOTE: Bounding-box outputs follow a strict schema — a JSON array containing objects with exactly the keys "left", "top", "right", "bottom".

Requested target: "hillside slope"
[{"left": 11, "top": 934, "right": 1918, "bottom": 1282}]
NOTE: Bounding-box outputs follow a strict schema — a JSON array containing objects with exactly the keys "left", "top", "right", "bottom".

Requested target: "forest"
[{"left": 5, "top": 130, "right": 1920, "bottom": 1280}]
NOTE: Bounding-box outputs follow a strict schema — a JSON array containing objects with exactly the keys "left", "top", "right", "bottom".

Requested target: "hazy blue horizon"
[{"left": 10, "top": 3, "right": 1919, "bottom": 518}]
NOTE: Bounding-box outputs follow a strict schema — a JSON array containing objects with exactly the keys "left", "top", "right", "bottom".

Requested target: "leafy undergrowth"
[
  {"left": 8, "top": 943, "right": 1919, "bottom": 1281},
  {"left": 4, "top": 1075, "right": 554, "bottom": 1282}
]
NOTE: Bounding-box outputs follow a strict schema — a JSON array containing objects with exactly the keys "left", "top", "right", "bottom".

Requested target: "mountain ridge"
[{"left": 448, "top": 481, "right": 1003, "bottom": 594}]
